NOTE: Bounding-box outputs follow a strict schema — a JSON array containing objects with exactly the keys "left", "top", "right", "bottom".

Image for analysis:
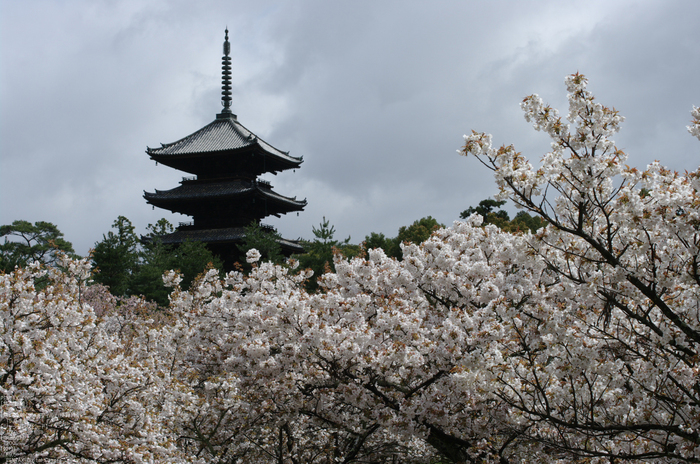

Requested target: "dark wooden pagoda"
[{"left": 144, "top": 30, "right": 306, "bottom": 267}]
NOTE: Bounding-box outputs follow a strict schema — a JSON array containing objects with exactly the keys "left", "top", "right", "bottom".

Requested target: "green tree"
[
  {"left": 132, "top": 219, "right": 221, "bottom": 306},
  {"left": 168, "top": 240, "right": 220, "bottom": 288},
  {"left": 363, "top": 231, "right": 400, "bottom": 259},
  {"left": 142, "top": 217, "right": 174, "bottom": 239},
  {"left": 128, "top": 219, "right": 174, "bottom": 305},
  {"left": 395, "top": 216, "right": 443, "bottom": 251},
  {"left": 297, "top": 217, "right": 350, "bottom": 292},
  {"left": 91, "top": 216, "right": 139, "bottom": 296},
  {"left": 363, "top": 217, "right": 444, "bottom": 260},
  {"left": 505, "top": 210, "right": 547, "bottom": 233},
  {"left": 461, "top": 198, "right": 547, "bottom": 233},
  {"left": 237, "top": 221, "right": 284, "bottom": 265},
  {"left": 0, "top": 220, "right": 76, "bottom": 272},
  {"left": 460, "top": 198, "right": 508, "bottom": 222}
]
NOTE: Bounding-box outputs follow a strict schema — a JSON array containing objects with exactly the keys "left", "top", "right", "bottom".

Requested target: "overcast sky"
[{"left": 2, "top": 0, "right": 699, "bottom": 256}]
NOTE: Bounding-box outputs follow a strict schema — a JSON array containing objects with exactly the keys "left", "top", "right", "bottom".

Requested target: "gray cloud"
[{"left": 1, "top": 0, "right": 699, "bottom": 255}]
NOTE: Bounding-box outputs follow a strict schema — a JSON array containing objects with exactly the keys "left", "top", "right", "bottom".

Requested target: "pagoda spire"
[{"left": 220, "top": 28, "right": 233, "bottom": 116}]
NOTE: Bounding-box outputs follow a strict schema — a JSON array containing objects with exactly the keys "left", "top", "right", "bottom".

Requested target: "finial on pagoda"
[{"left": 220, "top": 28, "right": 233, "bottom": 116}]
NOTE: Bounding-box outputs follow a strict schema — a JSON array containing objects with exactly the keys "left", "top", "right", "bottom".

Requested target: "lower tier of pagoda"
[{"left": 157, "top": 225, "right": 304, "bottom": 256}]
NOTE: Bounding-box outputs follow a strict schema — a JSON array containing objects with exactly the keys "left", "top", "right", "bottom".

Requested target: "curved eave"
[
  {"left": 144, "top": 184, "right": 306, "bottom": 207},
  {"left": 144, "top": 195, "right": 307, "bottom": 213},
  {"left": 148, "top": 145, "right": 303, "bottom": 175},
  {"left": 143, "top": 184, "right": 307, "bottom": 217}
]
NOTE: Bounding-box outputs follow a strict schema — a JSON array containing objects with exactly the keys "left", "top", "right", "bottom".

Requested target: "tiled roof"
[
  {"left": 144, "top": 179, "right": 306, "bottom": 208},
  {"left": 147, "top": 114, "right": 302, "bottom": 165}
]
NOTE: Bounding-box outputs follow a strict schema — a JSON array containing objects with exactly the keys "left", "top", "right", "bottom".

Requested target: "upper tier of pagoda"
[{"left": 146, "top": 113, "right": 303, "bottom": 178}]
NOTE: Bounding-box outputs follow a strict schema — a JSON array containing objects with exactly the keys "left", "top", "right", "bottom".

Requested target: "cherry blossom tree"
[
  {"left": 160, "top": 74, "right": 700, "bottom": 462},
  {"left": 3, "top": 75, "right": 699, "bottom": 463},
  {"left": 0, "top": 256, "right": 185, "bottom": 463},
  {"left": 459, "top": 72, "right": 700, "bottom": 461}
]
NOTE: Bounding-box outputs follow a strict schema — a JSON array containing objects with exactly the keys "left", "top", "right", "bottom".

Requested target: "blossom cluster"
[
  {"left": 2, "top": 74, "right": 699, "bottom": 463},
  {"left": 0, "top": 257, "right": 183, "bottom": 462}
]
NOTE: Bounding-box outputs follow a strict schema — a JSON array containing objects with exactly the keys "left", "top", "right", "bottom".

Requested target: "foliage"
[
  {"left": 3, "top": 74, "right": 700, "bottom": 463},
  {"left": 364, "top": 231, "right": 398, "bottom": 258},
  {"left": 0, "top": 220, "right": 76, "bottom": 272},
  {"left": 160, "top": 240, "right": 220, "bottom": 289},
  {"left": 395, "top": 216, "right": 443, "bottom": 250},
  {"left": 364, "top": 216, "right": 444, "bottom": 259},
  {"left": 504, "top": 209, "right": 548, "bottom": 233},
  {"left": 131, "top": 220, "right": 221, "bottom": 306},
  {"left": 459, "top": 198, "right": 508, "bottom": 222},
  {"left": 296, "top": 216, "right": 351, "bottom": 292},
  {"left": 92, "top": 217, "right": 220, "bottom": 305},
  {"left": 91, "top": 216, "right": 140, "bottom": 296},
  {"left": 129, "top": 219, "right": 176, "bottom": 305},
  {"left": 461, "top": 198, "right": 547, "bottom": 233},
  {"left": 236, "top": 221, "right": 285, "bottom": 266}
]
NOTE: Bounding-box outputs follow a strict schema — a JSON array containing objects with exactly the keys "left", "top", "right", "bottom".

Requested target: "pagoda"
[{"left": 144, "top": 29, "right": 306, "bottom": 267}]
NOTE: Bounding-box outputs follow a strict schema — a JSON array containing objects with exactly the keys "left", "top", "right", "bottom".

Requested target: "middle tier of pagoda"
[{"left": 144, "top": 177, "right": 307, "bottom": 229}]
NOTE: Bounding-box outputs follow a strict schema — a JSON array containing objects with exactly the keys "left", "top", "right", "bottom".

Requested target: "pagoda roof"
[
  {"left": 158, "top": 226, "right": 305, "bottom": 254},
  {"left": 144, "top": 179, "right": 306, "bottom": 209},
  {"left": 146, "top": 113, "right": 303, "bottom": 167}
]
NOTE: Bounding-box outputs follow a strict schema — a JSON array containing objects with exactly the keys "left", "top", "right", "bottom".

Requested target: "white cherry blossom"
[{"left": 3, "top": 74, "right": 699, "bottom": 463}]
